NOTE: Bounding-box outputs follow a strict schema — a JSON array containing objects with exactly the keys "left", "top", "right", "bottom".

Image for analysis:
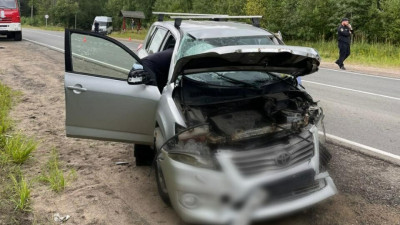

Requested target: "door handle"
[{"left": 67, "top": 86, "right": 87, "bottom": 92}]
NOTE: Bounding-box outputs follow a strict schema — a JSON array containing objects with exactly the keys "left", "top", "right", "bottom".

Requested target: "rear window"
[{"left": 0, "top": 0, "right": 17, "bottom": 8}]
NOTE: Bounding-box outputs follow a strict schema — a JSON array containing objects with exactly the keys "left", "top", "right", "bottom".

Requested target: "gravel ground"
[{"left": 0, "top": 40, "right": 399, "bottom": 225}]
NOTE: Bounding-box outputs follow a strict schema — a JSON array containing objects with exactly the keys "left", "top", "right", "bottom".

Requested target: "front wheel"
[
  {"left": 14, "top": 31, "right": 22, "bottom": 41},
  {"left": 134, "top": 144, "right": 155, "bottom": 166}
]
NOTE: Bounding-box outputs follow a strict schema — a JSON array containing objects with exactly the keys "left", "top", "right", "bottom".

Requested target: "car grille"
[
  {"left": 230, "top": 133, "right": 314, "bottom": 176},
  {"left": 263, "top": 169, "right": 322, "bottom": 203},
  {"left": 0, "top": 18, "right": 12, "bottom": 23}
]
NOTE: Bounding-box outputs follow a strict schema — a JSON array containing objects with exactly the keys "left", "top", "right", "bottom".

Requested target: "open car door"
[{"left": 64, "top": 29, "right": 160, "bottom": 145}]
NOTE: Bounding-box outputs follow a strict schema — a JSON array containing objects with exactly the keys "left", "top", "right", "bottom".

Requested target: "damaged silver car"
[{"left": 64, "top": 14, "right": 337, "bottom": 225}]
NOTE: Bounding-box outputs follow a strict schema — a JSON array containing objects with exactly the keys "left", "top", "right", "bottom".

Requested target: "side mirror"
[
  {"left": 127, "top": 69, "right": 151, "bottom": 85},
  {"left": 274, "top": 31, "right": 283, "bottom": 41}
]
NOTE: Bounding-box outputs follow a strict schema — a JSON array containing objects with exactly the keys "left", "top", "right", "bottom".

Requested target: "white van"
[{"left": 91, "top": 16, "right": 113, "bottom": 35}]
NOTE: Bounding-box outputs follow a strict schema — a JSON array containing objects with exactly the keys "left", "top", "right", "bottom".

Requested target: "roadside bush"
[{"left": 21, "top": 16, "right": 45, "bottom": 27}]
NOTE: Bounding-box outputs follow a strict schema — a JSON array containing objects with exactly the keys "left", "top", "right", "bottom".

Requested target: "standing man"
[
  {"left": 335, "top": 18, "right": 353, "bottom": 70},
  {"left": 131, "top": 19, "right": 135, "bottom": 31},
  {"left": 94, "top": 21, "right": 99, "bottom": 33}
]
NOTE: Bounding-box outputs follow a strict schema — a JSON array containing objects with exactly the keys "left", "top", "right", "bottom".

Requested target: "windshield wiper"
[
  {"left": 212, "top": 72, "right": 260, "bottom": 89},
  {"left": 268, "top": 72, "right": 303, "bottom": 90}
]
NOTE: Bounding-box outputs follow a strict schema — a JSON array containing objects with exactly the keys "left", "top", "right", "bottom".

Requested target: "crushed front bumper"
[
  {"left": 159, "top": 129, "right": 337, "bottom": 224},
  {"left": 161, "top": 154, "right": 337, "bottom": 224},
  {"left": 0, "top": 23, "right": 21, "bottom": 33}
]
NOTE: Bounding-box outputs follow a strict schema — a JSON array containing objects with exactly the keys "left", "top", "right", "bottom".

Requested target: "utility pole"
[
  {"left": 30, "top": 0, "right": 34, "bottom": 19},
  {"left": 75, "top": 13, "right": 77, "bottom": 29}
]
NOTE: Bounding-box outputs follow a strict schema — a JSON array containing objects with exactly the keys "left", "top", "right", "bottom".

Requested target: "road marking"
[
  {"left": 23, "top": 38, "right": 64, "bottom": 53},
  {"left": 324, "top": 132, "right": 400, "bottom": 161},
  {"left": 302, "top": 80, "right": 400, "bottom": 101},
  {"left": 320, "top": 68, "right": 400, "bottom": 81},
  {"left": 24, "top": 29, "right": 64, "bottom": 38}
]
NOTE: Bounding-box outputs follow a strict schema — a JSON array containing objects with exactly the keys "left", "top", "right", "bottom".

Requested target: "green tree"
[{"left": 51, "top": 0, "right": 78, "bottom": 27}]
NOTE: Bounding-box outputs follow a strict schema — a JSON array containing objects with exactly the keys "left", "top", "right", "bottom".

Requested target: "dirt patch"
[{"left": 0, "top": 40, "right": 399, "bottom": 225}]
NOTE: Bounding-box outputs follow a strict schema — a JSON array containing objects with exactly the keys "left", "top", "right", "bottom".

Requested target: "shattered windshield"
[
  {"left": 177, "top": 34, "right": 275, "bottom": 60},
  {"left": 187, "top": 71, "right": 281, "bottom": 88},
  {"left": 0, "top": 0, "right": 17, "bottom": 8},
  {"left": 179, "top": 71, "right": 296, "bottom": 105}
]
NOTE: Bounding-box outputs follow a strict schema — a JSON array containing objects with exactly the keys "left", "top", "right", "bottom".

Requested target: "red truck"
[{"left": 0, "top": 0, "right": 21, "bottom": 41}]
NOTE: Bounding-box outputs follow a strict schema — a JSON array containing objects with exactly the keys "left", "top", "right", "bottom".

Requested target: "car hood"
[{"left": 172, "top": 45, "right": 320, "bottom": 81}]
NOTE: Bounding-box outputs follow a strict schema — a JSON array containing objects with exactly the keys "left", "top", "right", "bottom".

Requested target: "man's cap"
[{"left": 342, "top": 18, "right": 349, "bottom": 22}]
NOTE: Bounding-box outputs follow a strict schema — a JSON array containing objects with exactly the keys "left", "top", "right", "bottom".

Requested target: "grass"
[
  {"left": 22, "top": 23, "right": 147, "bottom": 40},
  {"left": 22, "top": 24, "right": 65, "bottom": 32},
  {"left": 0, "top": 81, "right": 32, "bottom": 223},
  {"left": 2, "top": 133, "right": 38, "bottom": 164},
  {"left": 0, "top": 111, "right": 12, "bottom": 136},
  {"left": 0, "top": 75, "right": 75, "bottom": 224},
  {"left": 10, "top": 173, "right": 31, "bottom": 211},
  {"left": 0, "top": 83, "right": 15, "bottom": 134},
  {"left": 39, "top": 148, "right": 77, "bottom": 192},
  {"left": 109, "top": 29, "right": 148, "bottom": 41},
  {"left": 286, "top": 40, "right": 400, "bottom": 68}
]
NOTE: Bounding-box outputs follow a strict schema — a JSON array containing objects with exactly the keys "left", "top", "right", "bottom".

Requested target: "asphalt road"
[
  {"left": 20, "top": 28, "right": 400, "bottom": 156},
  {"left": 22, "top": 28, "right": 139, "bottom": 52}
]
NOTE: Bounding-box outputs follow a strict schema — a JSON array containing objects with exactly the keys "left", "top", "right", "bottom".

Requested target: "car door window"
[
  {"left": 71, "top": 33, "right": 137, "bottom": 80},
  {"left": 161, "top": 33, "right": 176, "bottom": 51},
  {"left": 144, "top": 25, "right": 156, "bottom": 49},
  {"left": 147, "top": 28, "right": 167, "bottom": 54}
]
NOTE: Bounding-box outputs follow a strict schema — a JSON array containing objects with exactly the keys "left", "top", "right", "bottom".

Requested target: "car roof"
[
  {"left": 95, "top": 16, "right": 112, "bottom": 21},
  {"left": 161, "top": 20, "right": 273, "bottom": 39}
]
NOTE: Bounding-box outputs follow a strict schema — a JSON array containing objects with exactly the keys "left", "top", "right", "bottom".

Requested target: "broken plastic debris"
[{"left": 53, "top": 213, "right": 70, "bottom": 223}]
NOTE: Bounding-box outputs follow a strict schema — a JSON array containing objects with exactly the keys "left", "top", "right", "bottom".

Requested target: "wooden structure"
[{"left": 120, "top": 11, "right": 145, "bottom": 32}]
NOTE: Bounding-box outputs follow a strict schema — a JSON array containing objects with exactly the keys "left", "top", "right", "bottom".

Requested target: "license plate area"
[{"left": 264, "top": 169, "right": 316, "bottom": 201}]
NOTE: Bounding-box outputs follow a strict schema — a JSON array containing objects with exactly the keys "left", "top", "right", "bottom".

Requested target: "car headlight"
[{"left": 162, "top": 124, "right": 219, "bottom": 170}]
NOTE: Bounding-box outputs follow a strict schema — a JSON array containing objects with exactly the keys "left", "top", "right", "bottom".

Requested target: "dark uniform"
[
  {"left": 94, "top": 22, "right": 99, "bottom": 33},
  {"left": 336, "top": 24, "right": 352, "bottom": 68},
  {"left": 141, "top": 48, "right": 174, "bottom": 92}
]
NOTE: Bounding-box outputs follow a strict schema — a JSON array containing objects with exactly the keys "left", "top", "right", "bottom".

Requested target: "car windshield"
[
  {"left": 0, "top": 0, "right": 16, "bottom": 8},
  {"left": 95, "top": 22, "right": 108, "bottom": 26},
  {"left": 179, "top": 71, "right": 295, "bottom": 105},
  {"left": 187, "top": 71, "right": 281, "bottom": 87},
  {"left": 177, "top": 34, "right": 275, "bottom": 60}
]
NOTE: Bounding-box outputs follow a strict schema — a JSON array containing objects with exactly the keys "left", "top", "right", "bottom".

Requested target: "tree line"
[{"left": 18, "top": 0, "right": 400, "bottom": 44}]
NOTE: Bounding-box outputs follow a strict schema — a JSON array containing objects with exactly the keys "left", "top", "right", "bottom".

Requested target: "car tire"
[
  {"left": 14, "top": 31, "right": 22, "bottom": 41},
  {"left": 6, "top": 33, "right": 13, "bottom": 40},
  {"left": 155, "top": 153, "right": 171, "bottom": 206},
  {"left": 134, "top": 144, "right": 155, "bottom": 166}
]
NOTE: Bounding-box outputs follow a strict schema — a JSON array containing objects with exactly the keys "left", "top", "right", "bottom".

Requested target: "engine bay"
[{"left": 174, "top": 85, "right": 322, "bottom": 146}]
